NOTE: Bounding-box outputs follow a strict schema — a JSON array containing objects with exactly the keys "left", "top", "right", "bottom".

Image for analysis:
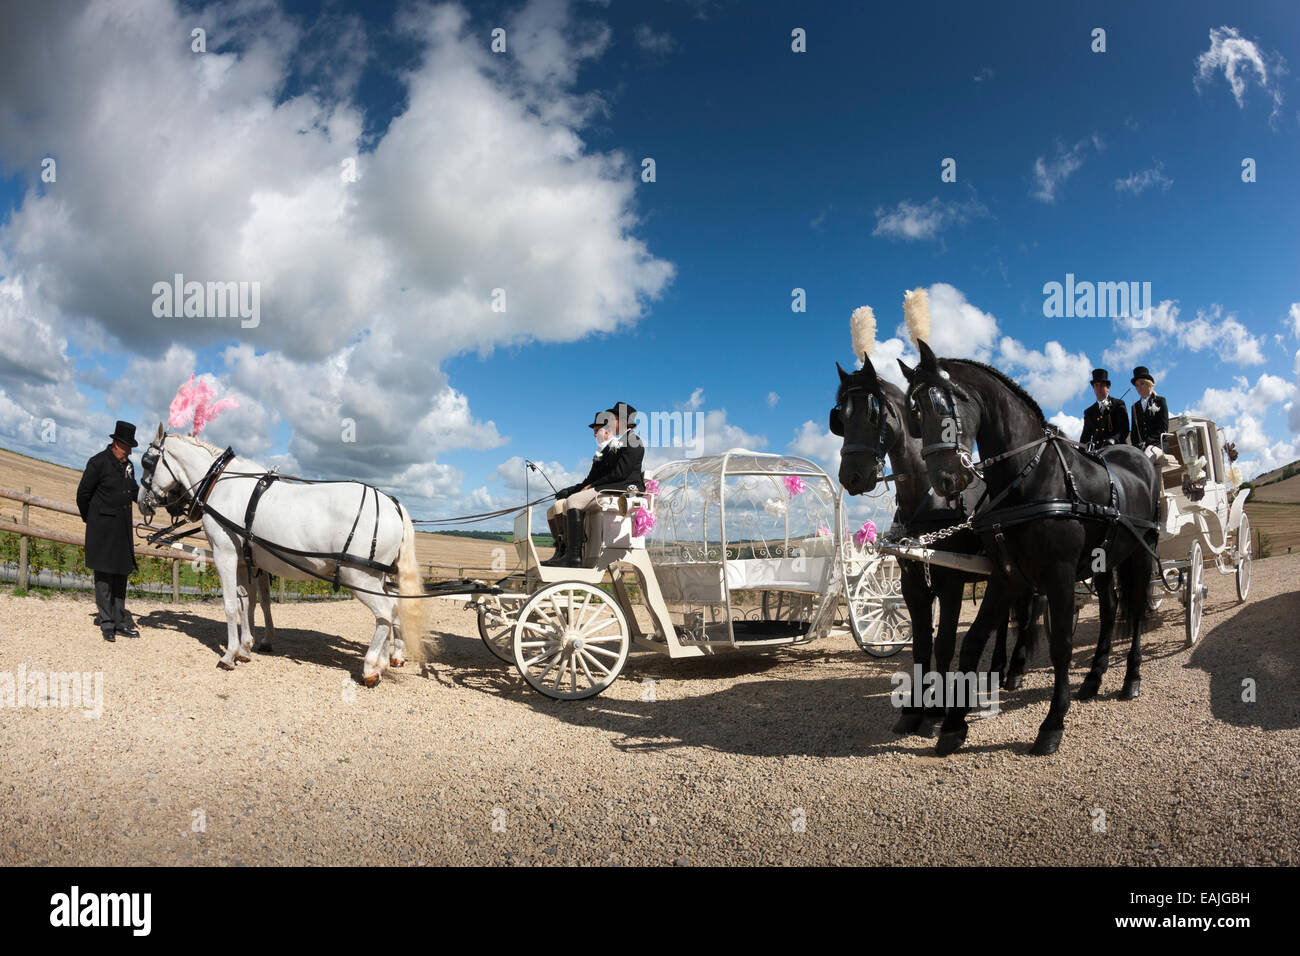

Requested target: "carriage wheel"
[
  {"left": 1235, "top": 514, "right": 1252, "bottom": 602},
  {"left": 476, "top": 603, "right": 516, "bottom": 663},
  {"left": 1184, "top": 541, "right": 1204, "bottom": 647},
  {"left": 846, "top": 561, "right": 910, "bottom": 658},
  {"left": 512, "top": 582, "right": 629, "bottom": 700}
]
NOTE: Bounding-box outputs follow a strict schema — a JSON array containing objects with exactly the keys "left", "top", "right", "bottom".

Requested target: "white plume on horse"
[
  {"left": 903, "top": 287, "right": 931, "bottom": 347},
  {"left": 850, "top": 305, "right": 877, "bottom": 362},
  {"left": 138, "top": 426, "right": 431, "bottom": 684}
]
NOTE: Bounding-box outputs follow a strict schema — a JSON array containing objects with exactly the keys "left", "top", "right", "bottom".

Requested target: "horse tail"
[
  {"left": 395, "top": 505, "right": 430, "bottom": 661},
  {"left": 1116, "top": 534, "right": 1154, "bottom": 640}
]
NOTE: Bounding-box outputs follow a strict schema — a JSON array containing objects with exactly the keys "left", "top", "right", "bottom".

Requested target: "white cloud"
[
  {"left": 1191, "top": 373, "right": 1295, "bottom": 423},
  {"left": 0, "top": 0, "right": 673, "bottom": 515},
  {"left": 918, "top": 282, "right": 1000, "bottom": 363},
  {"left": 1115, "top": 161, "right": 1173, "bottom": 195},
  {"left": 1105, "top": 301, "right": 1266, "bottom": 369},
  {"left": 1030, "top": 135, "right": 1102, "bottom": 204},
  {"left": 1050, "top": 411, "right": 1084, "bottom": 440},
  {"left": 766, "top": 391, "right": 780, "bottom": 408},
  {"left": 787, "top": 420, "right": 842, "bottom": 480},
  {"left": 1288, "top": 302, "right": 1300, "bottom": 339},
  {"left": 633, "top": 23, "right": 676, "bottom": 56},
  {"left": 872, "top": 197, "right": 987, "bottom": 242},
  {"left": 996, "top": 337, "right": 1093, "bottom": 408},
  {"left": 1194, "top": 25, "right": 1286, "bottom": 124}
]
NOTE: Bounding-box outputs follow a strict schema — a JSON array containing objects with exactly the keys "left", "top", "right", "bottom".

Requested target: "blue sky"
[{"left": 1, "top": 0, "right": 1297, "bottom": 525}]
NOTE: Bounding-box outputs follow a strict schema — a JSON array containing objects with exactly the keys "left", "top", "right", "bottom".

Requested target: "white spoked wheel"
[
  {"left": 1147, "top": 577, "right": 1165, "bottom": 613},
  {"left": 512, "top": 582, "right": 629, "bottom": 700},
  {"left": 1184, "top": 541, "right": 1204, "bottom": 647},
  {"left": 846, "top": 559, "right": 910, "bottom": 658},
  {"left": 476, "top": 602, "right": 516, "bottom": 663},
  {"left": 1235, "top": 514, "right": 1252, "bottom": 602}
]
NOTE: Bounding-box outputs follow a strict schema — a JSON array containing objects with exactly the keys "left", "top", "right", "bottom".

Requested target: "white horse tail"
[{"left": 395, "top": 505, "right": 430, "bottom": 661}]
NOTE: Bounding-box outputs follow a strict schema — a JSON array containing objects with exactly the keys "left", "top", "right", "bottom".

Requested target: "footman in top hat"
[
  {"left": 1129, "top": 366, "right": 1168, "bottom": 452},
  {"left": 76, "top": 421, "right": 141, "bottom": 641},
  {"left": 543, "top": 402, "right": 645, "bottom": 568},
  {"left": 1078, "top": 368, "right": 1129, "bottom": 448}
]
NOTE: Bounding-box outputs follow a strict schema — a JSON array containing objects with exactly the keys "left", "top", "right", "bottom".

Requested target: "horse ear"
[
  {"left": 860, "top": 356, "right": 879, "bottom": 387},
  {"left": 836, "top": 362, "right": 851, "bottom": 384},
  {"left": 897, "top": 358, "right": 915, "bottom": 381},
  {"left": 155, "top": 422, "right": 165, "bottom": 440},
  {"left": 917, "top": 339, "right": 938, "bottom": 370}
]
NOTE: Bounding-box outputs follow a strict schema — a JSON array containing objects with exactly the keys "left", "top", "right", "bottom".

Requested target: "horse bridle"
[
  {"left": 906, "top": 376, "right": 978, "bottom": 477},
  {"left": 830, "top": 384, "right": 896, "bottom": 480},
  {"left": 141, "top": 435, "right": 235, "bottom": 522}
]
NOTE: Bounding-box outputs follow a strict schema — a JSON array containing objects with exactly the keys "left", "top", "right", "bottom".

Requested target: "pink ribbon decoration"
[
  {"left": 167, "top": 375, "right": 240, "bottom": 437},
  {"left": 854, "top": 520, "right": 878, "bottom": 548},
  {"left": 644, "top": 478, "right": 660, "bottom": 495},
  {"left": 631, "top": 505, "right": 656, "bottom": 537},
  {"left": 816, "top": 525, "right": 831, "bottom": 537},
  {"left": 784, "top": 474, "right": 806, "bottom": 497}
]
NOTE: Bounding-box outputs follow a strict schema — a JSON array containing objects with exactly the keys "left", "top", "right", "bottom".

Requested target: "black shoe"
[
  {"left": 116, "top": 625, "right": 140, "bottom": 638},
  {"left": 540, "top": 534, "right": 568, "bottom": 567},
  {"left": 102, "top": 629, "right": 117, "bottom": 643},
  {"left": 550, "top": 509, "right": 587, "bottom": 568}
]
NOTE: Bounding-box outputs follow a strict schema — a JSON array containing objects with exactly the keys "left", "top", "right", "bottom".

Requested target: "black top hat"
[
  {"left": 109, "top": 420, "right": 138, "bottom": 448},
  {"left": 1130, "top": 366, "right": 1155, "bottom": 386},
  {"left": 607, "top": 401, "right": 638, "bottom": 427},
  {"left": 587, "top": 410, "right": 615, "bottom": 429},
  {"left": 1089, "top": 368, "right": 1110, "bottom": 386}
]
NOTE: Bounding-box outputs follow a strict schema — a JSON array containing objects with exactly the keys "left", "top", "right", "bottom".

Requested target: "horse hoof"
[
  {"left": 390, "top": 658, "right": 405, "bottom": 668},
  {"left": 1004, "top": 673, "right": 1023, "bottom": 692},
  {"left": 935, "top": 725, "right": 967, "bottom": 757},
  {"left": 235, "top": 654, "right": 251, "bottom": 663},
  {"left": 893, "top": 711, "right": 923, "bottom": 735},
  {"left": 217, "top": 660, "right": 235, "bottom": 671},
  {"left": 1119, "top": 679, "right": 1140, "bottom": 700},
  {"left": 1030, "top": 729, "right": 1062, "bottom": 756},
  {"left": 363, "top": 675, "right": 379, "bottom": 688},
  {"left": 1076, "top": 675, "right": 1101, "bottom": 701}
]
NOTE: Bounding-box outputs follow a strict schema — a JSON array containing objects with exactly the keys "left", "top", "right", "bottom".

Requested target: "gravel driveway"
[{"left": 2, "top": 553, "right": 1297, "bottom": 866}]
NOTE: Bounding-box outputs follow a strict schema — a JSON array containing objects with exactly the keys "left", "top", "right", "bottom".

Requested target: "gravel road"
[{"left": 1, "top": 553, "right": 1296, "bottom": 866}]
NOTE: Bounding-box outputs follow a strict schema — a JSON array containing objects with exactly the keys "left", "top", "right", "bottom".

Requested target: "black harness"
[{"left": 906, "top": 378, "right": 1162, "bottom": 584}]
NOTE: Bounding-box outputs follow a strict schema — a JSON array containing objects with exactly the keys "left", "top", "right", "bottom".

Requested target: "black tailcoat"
[
  {"left": 1079, "top": 400, "right": 1130, "bottom": 447},
  {"left": 1130, "top": 396, "right": 1169, "bottom": 450},
  {"left": 558, "top": 437, "right": 646, "bottom": 498},
  {"left": 76, "top": 445, "right": 139, "bottom": 574}
]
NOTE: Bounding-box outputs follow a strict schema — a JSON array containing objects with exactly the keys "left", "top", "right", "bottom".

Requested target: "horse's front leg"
[
  {"left": 215, "top": 549, "right": 245, "bottom": 670},
  {"left": 894, "top": 565, "right": 933, "bottom": 735},
  {"left": 253, "top": 571, "right": 275, "bottom": 653},
  {"left": 936, "top": 580, "right": 1011, "bottom": 756},
  {"left": 235, "top": 565, "right": 255, "bottom": 661},
  {"left": 930, "top": 578, "right": 965, "bottom": 721},
  {"left": 388, "top": 621, "right": 405, "bottom": 668},
  {"left": 1077, "top": 571, "right": 1116, "bottom": 700},
  {"left": 1031, "top": 572, "right": 1080, "bottom": 756}
]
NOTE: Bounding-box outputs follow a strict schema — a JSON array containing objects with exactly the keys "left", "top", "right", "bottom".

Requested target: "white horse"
[{"left": 137, "top": 425, "right": 428, "bottom": 685}]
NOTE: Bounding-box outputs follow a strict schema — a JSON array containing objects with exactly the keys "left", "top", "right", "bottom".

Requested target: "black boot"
[
  {"left": 550, "top": 509, "right": 587, "bottom": 568},
  {"left": 541, "top": 515, "right": 569, "bottom": 567}
]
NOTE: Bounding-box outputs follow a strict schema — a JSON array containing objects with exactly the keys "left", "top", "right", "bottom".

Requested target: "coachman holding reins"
[
  {"left": 1078, "top": 368, "right": 1129, "bottom": 448},
  {"left": 76, "top": 420, "right": 142, "bottom": 642}
]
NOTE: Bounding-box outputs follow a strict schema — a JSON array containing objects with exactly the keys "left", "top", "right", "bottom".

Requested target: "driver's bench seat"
[{"left": 579, "top": 490, "right": 653, "bottom": 567}]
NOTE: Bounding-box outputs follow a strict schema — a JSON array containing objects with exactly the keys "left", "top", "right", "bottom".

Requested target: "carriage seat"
[{"left": 580, "top": 490, "right": 653, "bottom": 564}]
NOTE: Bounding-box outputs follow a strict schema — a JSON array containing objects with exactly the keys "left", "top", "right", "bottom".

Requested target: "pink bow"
[
  {"left": 854, "top": 520, "right": 878, "bottom": 548},
  {"left": 631, "top": 506, "right": 656, "bottom": 537}
]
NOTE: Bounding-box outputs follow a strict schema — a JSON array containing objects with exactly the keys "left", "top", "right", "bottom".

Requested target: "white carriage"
[
  {"left": 466, "top": 450, "right": 845, "bottom": 699},
  {"left": 1150, "top": 415, "right": 1253, "bottom": 645}
]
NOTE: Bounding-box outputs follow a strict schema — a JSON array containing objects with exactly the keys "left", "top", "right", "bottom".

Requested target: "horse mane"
[
  {"left": 171, "top": 433, "right": 225, "bottom": 456},
  {"left": 945, "top": 359, "right": 1046, "bottom": 426}
]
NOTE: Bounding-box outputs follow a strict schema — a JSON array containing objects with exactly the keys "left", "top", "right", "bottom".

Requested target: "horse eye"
[{"left": 842, "top": 396, "right": 853, "bottom": 418}]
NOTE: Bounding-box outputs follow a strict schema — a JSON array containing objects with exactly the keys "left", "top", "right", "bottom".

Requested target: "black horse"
[
  {"left": 832, "top": 357, "right": 1043, "bottom": 735},
  {"left": 899, "top": 341, "right": 1160, "bottom": 756}
]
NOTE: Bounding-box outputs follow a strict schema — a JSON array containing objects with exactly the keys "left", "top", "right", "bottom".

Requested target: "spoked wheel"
[
  {"left": 512, "top": 582, "right": 630, "bottom": 700},
  {"left": 846, "top": 560, "right": 910, "bottom": 658},
  {"left": 1147, "top": 578, "right": 1165, "bottom": 613},
  {"left": 476, "top": 602, "right": 517, "bottom": 663},
  {"left": 1184, "top": 541, "right": 1204, "bottom": 647},
  {"left": 1235, "top": 514, "right": 1252, "bottom": 602}
]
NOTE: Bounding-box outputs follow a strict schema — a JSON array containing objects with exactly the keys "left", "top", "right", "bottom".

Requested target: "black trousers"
[{"left": 93, "top": 571, "right": 129, "bottom": 632}]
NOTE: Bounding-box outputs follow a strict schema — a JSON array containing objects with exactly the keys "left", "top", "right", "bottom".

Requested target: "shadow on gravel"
[
  {"left": 133, "top": 608, "right": 369, "bottom": 678},
  {"left": 1186, "top": 590, "right": 1300, "bottom": 731}
]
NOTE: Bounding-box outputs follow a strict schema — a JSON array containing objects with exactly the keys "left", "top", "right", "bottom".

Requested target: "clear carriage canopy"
[{"left": 644, "top": 449, "right": 842, "bottom": 645}]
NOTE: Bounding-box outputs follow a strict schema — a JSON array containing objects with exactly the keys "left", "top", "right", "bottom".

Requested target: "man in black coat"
[
  {"left": 1129, "top": 366, "right": 1169, "bottom": 452},
  {"left": 544, "top": 402, "right": 645, "bottom": 568},
  {"left": 1078, "top": 368, "right": 1129, "bottom": 448},
  {"left": 76, "top": 421, "right": 141, "bottom": 642}
]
